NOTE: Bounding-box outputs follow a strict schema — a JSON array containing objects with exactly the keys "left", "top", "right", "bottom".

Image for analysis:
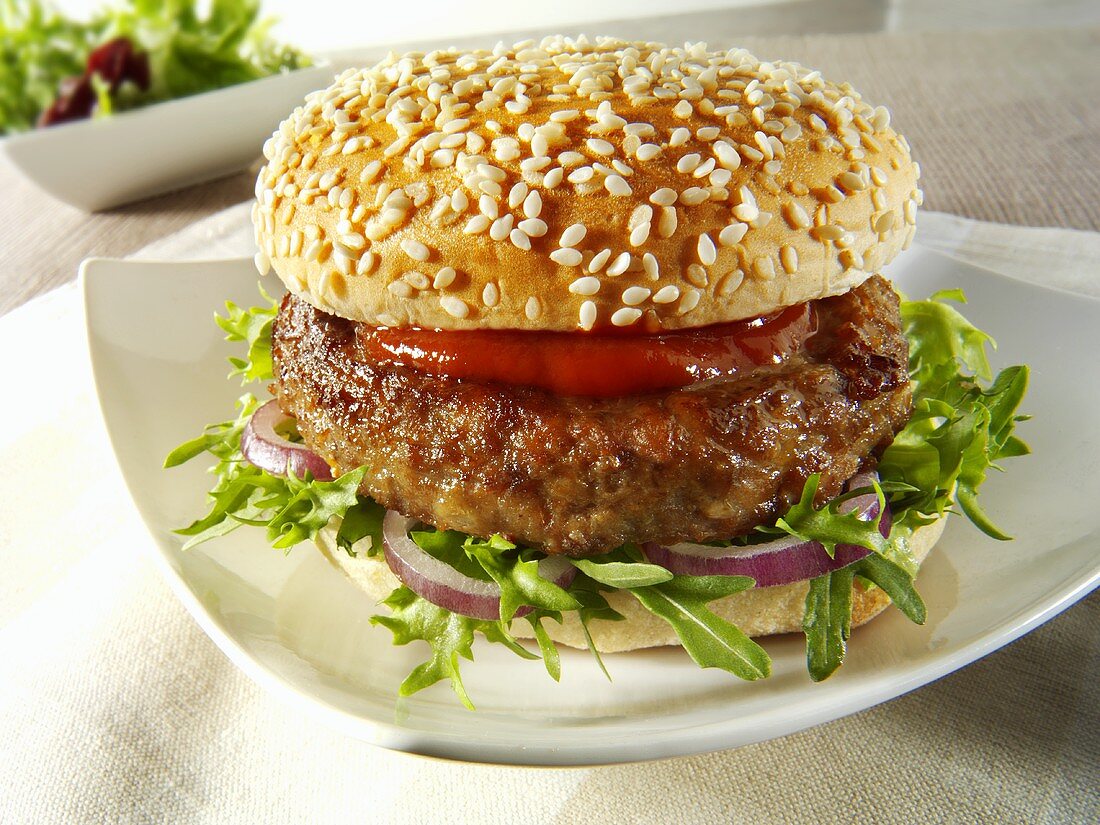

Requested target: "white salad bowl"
[{"left": 1, "top": 63, "right": 332, "bottom": 212}]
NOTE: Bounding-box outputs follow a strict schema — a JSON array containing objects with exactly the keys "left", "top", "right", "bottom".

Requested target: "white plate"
[
  {"left": 82, "top": 247, "right": 1100, "bottom": 766},
  {"left": 1, "top": 65, "right": 331, "bottom": 212}
]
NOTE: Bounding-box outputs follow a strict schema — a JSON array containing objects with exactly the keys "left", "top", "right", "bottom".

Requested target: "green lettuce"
[
  {"left": 1, "top": 0, "right": 308, "bottom": 135},
  {"left": 167, "top": 287, "right": 1029, "bottom": 706}
]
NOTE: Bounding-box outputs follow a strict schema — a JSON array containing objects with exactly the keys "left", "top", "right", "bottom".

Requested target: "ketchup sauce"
[{"left": 358, "top": 301, "right": 817, "bottom": 397}]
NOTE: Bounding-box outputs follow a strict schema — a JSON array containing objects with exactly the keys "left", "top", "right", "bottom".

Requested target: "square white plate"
[
  {"left": 1, "top": 65, "right": 331, "bottom": 212},
  {"left": 82, "top": 247, "right": 1100, "bottom": 766}
]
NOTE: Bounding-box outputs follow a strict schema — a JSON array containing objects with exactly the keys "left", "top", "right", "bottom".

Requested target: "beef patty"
[{"left": 272, "top": 275, "right": 911, "bottom": 556}]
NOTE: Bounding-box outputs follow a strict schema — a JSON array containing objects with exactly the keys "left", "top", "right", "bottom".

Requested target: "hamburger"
[{"left": 168, "top": 36, "right": 1029, "bottom": 707}]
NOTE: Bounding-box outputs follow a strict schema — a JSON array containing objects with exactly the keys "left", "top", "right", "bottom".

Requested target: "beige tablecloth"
[
  {"left": 0, "top": 208, "right": 1096, "bottom": 823},
  {"left": 1, "top": 16, "right": 1098, "bottom": 824}
]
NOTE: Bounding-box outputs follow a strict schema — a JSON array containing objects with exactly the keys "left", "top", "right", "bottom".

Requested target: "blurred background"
[{"left": 45, "top": 0, "right": 1100, "bottom": 50}]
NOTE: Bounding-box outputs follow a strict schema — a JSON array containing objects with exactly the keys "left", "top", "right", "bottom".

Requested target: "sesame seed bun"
[
  {"left": 314, "top": 516, "right": 946, "bottom": 653},
  {"left": 254, "top": 36, "right": 921, "bottom": 332}
]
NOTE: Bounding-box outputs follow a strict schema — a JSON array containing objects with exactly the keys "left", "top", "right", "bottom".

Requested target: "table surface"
[{"left": 1, "top": 2, "right": 1096, "bottom": 821}]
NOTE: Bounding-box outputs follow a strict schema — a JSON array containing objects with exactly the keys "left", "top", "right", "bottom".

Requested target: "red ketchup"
[{"left": 358, "top": 301, "right": 817, "bottom": 397}]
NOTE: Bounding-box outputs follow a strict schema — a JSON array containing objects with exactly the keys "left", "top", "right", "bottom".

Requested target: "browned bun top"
[{"left": 253, "top": 36, "right": 921, "bottom": 331}]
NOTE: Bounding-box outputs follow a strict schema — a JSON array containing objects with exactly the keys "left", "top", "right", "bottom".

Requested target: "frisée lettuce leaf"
[{"left": 166, "top": 286, "right": 1029, "bottom": 706}]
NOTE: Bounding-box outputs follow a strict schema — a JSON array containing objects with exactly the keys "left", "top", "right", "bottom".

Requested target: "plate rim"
[{"left": 80, "top": 250, "right": 1100, "bottom": 766}]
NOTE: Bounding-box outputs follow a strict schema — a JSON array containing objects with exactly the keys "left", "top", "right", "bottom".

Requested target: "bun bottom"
[{"left": 314, "top": 518, "right": 947, "bottom": 653}]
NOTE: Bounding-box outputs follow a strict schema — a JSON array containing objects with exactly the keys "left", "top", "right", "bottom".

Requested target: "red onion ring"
[
  {"left": 240, "top": 400, "right": 333, "bottom": 481},
  {"left": 381, "top": 510, "right": 576, "bottom": 620},
  {"left": 642, "top": 472, "right": 891, "bottom": 586}
]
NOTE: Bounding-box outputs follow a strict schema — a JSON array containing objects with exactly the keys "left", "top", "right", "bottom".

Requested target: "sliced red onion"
[
  {"left": 642, "top": 472, "right": 890, "bottom": 587},
  {"left": 240, "top": 400, "right": 333, "bottom": 481},
  {"left": 381, "top": 510, "right": 576, "bottom": 620}
]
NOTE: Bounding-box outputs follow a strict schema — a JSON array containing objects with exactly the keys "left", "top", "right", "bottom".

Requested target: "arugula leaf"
[
  {"left": 570, "top": 554, "right": 674, "bottom": 588},
  {"left": 628, "top": 574, "right": 770, "bottom": 680},
  {"left": 462, "top": 541, "right": 582, "bottom": 621},
  {"left": 215, "top": 288, "right": 278, "bottom": 384},
  {"left": 803, "top": 568, "right": 855, "bottom": 681},
  {"left": 370, "top": 586, "right": 482, "bottom": 710},
  {"left": 774, "top": 473, "right": 887, "bottom": 557},
  {"left": 525, "top": 612, "right": 563, "bottom": 681},
  {"left": 169, "top": 285, "right": 1031, "bottom": 705},
  {"left": 852, "top": 554, "right": 925, "bottom": 624},
  {"left": 882, "top": 292, "right": 1030, "bottom": 541}
]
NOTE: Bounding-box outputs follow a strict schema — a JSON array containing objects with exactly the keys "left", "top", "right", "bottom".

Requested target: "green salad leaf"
[
  {"left": 167, "top": 286, "right": 1029, "bottom": 707},
  {"left": 1, "top": 0, "right": 308, "bottom": 135}
]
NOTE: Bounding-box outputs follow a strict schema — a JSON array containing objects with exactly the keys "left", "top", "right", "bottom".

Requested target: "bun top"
[{"left": 254, "top": 36, "right": 920, "bottom": 331}]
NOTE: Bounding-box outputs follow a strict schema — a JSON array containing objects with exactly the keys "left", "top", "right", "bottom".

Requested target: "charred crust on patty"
[{"left": 272, "top": 275, "right": 911, "bottom": 556}]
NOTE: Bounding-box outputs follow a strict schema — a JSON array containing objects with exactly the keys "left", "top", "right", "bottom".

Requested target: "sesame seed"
[
  {"left": 611, "top": 307, "right": 643, "bottom": 326},
  {"left": 811, "top": 224, "right": 846, "bottom": 241},
  {"left": 718, "top": 222, "right": 749, "bottom": 246},
  {"left": 718, "top": 269, "right": 744, "bottom": 296},
  {"left": 678, "top": 288, "right": 701, "bottom": 314},
  {"left": 874, "top": 211, "right": 897, "bottom": 233},
  {"left": 636, "top": 143, "right": 662, "bottom": 161},
  {"left": 508, "top": 181, "right": 528, "bottom": 209},
  {"left": 568, "top": 166, "right": 595, "bottom": 184},
  {"left": 356, "top": 251, "right": 377, "bottom": 276},
  {"left": 696, "top": 233, "right": 717, "bottom": 265},
  {"left": 685, "top": 264, "right": 709, "bottom": 288},
  {"left": 838, "top": 171, "right": 867, "bottom": 192},
  {"left": 839, "top": 248, "right": 864, "bottom": 270},
  {"left": 677, "top": 153, "right": 702, "bottom": 173},
  {"left": 544, "top": 167, "right": 564, "bottom": 188},
  {"left": 630, "top": 223, "right": 651, "bottom": 247},
  {"left": 451, "top": 190, "right": 469, "bottom": 212},
  {"left": 669, "top": 127, "right": 691, "bottom": 147},
  {"left": 672, "top": 100, "right": 693, "bottom": 118},
  {"left": 518, "top": 217, "right": 547, "bottom": 237},
  {"left": 904, "top": 199, "right": 917, "bottom": 225},
  {"left": 696, "top": 125, "right": 720, "bottom": 141},
  {"left": 606, "top": 252, "right": 632, "bottom": 276},
  {"left": 780, "top": 245, "right": 799, "bottom": 273},
  {"left": 652, "top": 285, "right": 680, "bottom": 304},
  {"left": 579, "top": 301, "right": 598, "bottom": 330},
  {"left": 404, "top": 271, "right": 430, "bottom": 290},
  {"left": 520, "top": 156, "right": 551, "bottom": 174},
  {"left": 551, "top": 248, "right": 584, "bottom": 267},
  {"left": 433, "top": 266, "right": 457, "bottom": 288},
  {"left": 604, "top": 175, "right": 632, "bottom": 196},
  {"left": 569, "top": 276, "right": 601, "bottom": 295},
  {"left": 440, "top": 295, "right": 469, "bottom": 318},
  {"left": 464, "top": 215, "right": 491, "bottom": 234},
  {"left": 753, "top": 257, "right": 776, "bottom": 279},
  {"left": 680, "top": 187, "right": 709, "bottom": 206},
  {"left": 558, "top": 151, "right": 585, "bottom": 167},
  {"left": 588, "top": 248, "right": 612, "bottom": 272},
  {"left": 388, "top": 280, "right": 415, "bottom": 298},
  {"left": 525, "top": 296, "right": 542, "bottom": 320},
  {"left": 550, "top": 109, "right": 580, "bottom": 122},
  {"left": 586, "top": 138, "right": 615, "bottom": 156},
  {"left": 510, "top": 228, "right": 532, "bottom": 250},
  {"left": 254, "top": 251, "right": 271, "bottom": 276},
  {"left": 490, "top": 214, "right": 514, "bottom": 240},
  {"left": 658, "top": 206, "right": 678, "bottom": 238},
  {"left": 400, "top": 239, "right": 431, "bottom": 261},
  {"left": 648, "top": 188, "right": 677, "bottom": 207},
  {"left": 560, "top": 223, "right": 587, "bottom": 247},
  {"left": 482, "top": 282, "right": 500, "bottom": 307},
  {"left": 523, "top": 190, "right": 542, "bottom": 218},
  {"left": 693, "top": 158, "right": 716, "bottom": 179}
]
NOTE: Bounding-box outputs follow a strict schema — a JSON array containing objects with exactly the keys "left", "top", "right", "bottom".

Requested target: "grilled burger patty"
[{"left": 272, "top": 275, "right": 911, "bottom": 556}]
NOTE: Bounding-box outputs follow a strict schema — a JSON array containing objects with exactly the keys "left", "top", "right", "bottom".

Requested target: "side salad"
[{"left": 0, "top": 0, "right": 309, "bottom": 134}]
